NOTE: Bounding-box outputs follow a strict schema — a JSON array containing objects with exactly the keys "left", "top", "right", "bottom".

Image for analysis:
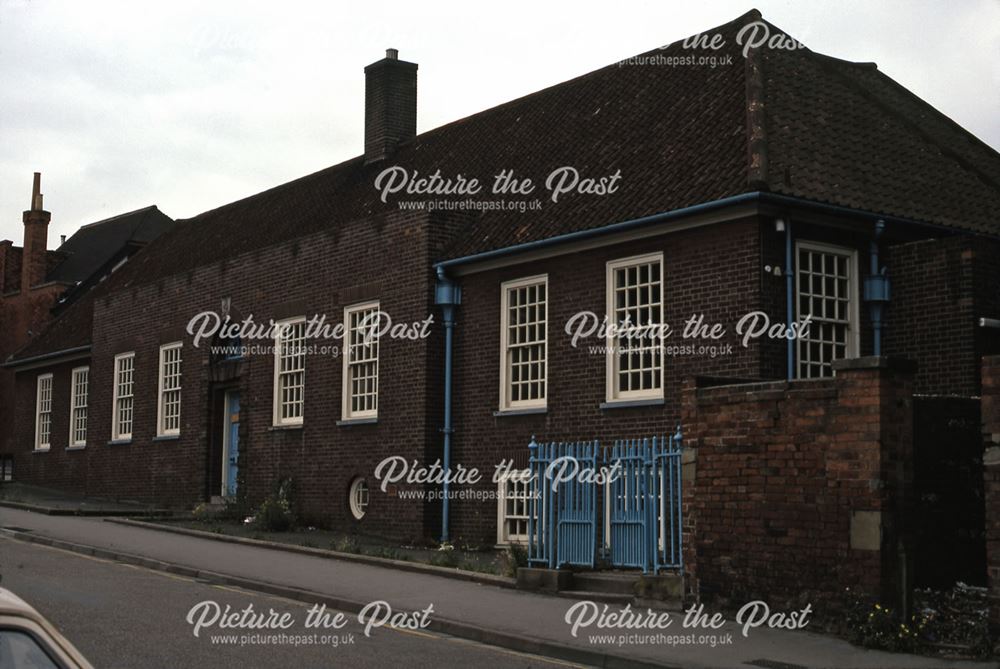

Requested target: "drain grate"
[{"left": 747, "top": 660, "right": 809, "bottom": 669}]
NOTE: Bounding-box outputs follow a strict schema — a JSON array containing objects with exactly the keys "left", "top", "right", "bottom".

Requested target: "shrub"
[
  {"left": 253, "top": 478, "right": 296, "bottom": 532},
  {"left": 332, "top": 536, "right": 360, "bottom": 554},
  {"left": 846, "top": 589, "right": 929, "bottom": 654},
  {"left": 191, "top": 503, "right": 216, "bottom": 522},
  {"left": 430, "top": 543, "right": 460, "bottom": 568},
  {"left": 501, "top": 543, "right": 528, "bottom": 577}
]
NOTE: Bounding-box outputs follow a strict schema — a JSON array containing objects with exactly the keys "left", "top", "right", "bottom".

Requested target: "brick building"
[
  {"left": 0, "top": 173, "right": 172, "bottom": 476},
  {"left": 5, "top": 12, "right": 1000, "bottom": 604}
]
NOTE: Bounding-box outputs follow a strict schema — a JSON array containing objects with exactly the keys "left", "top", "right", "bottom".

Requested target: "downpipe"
[{"left": 434, "top": 267, "right": 461, "bottom": 543}]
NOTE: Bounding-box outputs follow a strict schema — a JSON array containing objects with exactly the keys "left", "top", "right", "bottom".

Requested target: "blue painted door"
[{"left": 225, "top": 392, "right": 240, "bottom": 496}]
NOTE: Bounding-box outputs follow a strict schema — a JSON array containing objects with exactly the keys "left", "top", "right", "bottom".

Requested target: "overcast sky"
[{"left": 1, "top": 0, "right": 998, "bottom": 248}]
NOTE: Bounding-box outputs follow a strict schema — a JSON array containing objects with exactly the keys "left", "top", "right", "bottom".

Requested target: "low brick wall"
[
  {"left": 983, "top": 355, "right": 1000, "bottom": 633},
  {"left": 682, "top": 357, "right": 915, "bottom": 610}
]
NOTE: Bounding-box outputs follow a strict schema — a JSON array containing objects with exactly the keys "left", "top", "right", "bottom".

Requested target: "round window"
[{"left": 349, "top": 478, "right": 369, "bottom": 520}]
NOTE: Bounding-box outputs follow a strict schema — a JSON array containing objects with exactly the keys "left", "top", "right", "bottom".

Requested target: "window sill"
[
  {"left": 107, "top": 439, "right": 133, "bottom": 446},
  {"left": 336, "top": 417, "right": 378, "bottom": 426},
  {"left": 31, "top": 448, "right": 51, "bottom": 454},
  {"left": 494, "top": 540, "right": 526, "bottom": 549},
  {"left": 493, "top": 407, "right": 547, "bottom": 417},
  {"left": 599, "top": 398, "right": 665, "bottom": 410},
  {"left": 268, "top": 424, "right": 303, "bottom": 431},
  {"left": 65, "top": 445, "right": 87, "bottom": 451},
  {"left": 152, "top": 434, "right": 180, "bottom": 442}
]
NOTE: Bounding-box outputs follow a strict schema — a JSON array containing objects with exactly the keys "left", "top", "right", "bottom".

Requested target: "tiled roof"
[
  {"left": 5, "top": 207, "right": 171, "bottom": 364},
  {"left": 114, "top": 10, "right": 1000, "bottom": 283},
  {"left": 761, "top": 47, "right": 1000, "bottom": 235},
  {"left": 47, "top": 206, "right": 174, "bottom": 283},
  {"left": 7, "top": 287, "right": 94, "bottom": 364},
  {"left": 9, "top": 9, "right": 1000, "bottom": 364}
]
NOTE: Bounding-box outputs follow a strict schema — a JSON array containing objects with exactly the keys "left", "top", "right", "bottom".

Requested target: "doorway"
[{"left": 222, "top": 391, "right": 240, "bottom": 497}]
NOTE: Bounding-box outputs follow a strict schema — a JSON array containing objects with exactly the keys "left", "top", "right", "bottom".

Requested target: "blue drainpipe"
[
  {"left": 864, "top": 220, "right": 890, "bottom": 356},
  {"left": 783, "top": 219, "right": 794, "bottom": 380},
  {"left": 434, "top": 267, "right": 461, "bottom": 543}
]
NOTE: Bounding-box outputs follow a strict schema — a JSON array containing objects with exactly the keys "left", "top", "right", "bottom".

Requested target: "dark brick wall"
[
  {"left": 12, "top": 210, "right": 447, "bottom": 542},
  {"left": 681, "top": 359, "right": 915, "bottom": 608},
  {"left": 983, "top": 355, "right": 1000, "bottom": 633},
  {"left": 885, "top": 236, "right": 1000, "bottom": 396},
  {"left": 0, "top": 283, "right": 65, "bottom": 456},
  {"left": 12, "top": 359, "right": 91, "bottom": 493},
  {"left": 447, "top": 217, "right": 767, "bottom": 546}
]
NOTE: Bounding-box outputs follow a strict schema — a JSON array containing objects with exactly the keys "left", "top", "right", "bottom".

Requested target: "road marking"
[
  {"left": 389, "top": 627, "right": 438, "bottom": 640},
  {"left": 445, "top": 636, "right": 587, "bottom": 668}
]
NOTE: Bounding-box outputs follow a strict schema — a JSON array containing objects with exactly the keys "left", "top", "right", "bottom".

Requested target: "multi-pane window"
[
  {"left": 69, "top": 366, "right": 89, "bottom": 447},
  {"left": 0, "top": 455, "right": 12, "bottom": 482},
  {"left": 497, "top": 469, "right": 531, "bottom": 544},
  {"left": 796, "top": 242, "right": 858, "bottom": 378},
  {"left": 500, "top": 276, "right": 547, "bottom": 410},
  {"left": 112, "top": 352, "right": 135, "bottom": 440},
  {"left": 34, "top": 374, "right": 52, "bottom": 451},
  {"left": 606, "top": 253, "right": 664, "bottom": 401},
  {"left": 157, "top": 343, "right": 182, "bottom": 436},
  {"left": 342, "top": 302, "right": 380, "bottom": 420},
  {"left": 273, "top": 318, "right": 306, "bottom": 426}
]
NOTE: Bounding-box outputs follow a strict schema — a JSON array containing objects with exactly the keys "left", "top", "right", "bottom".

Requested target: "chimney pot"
[
  {"left": 364, "top": 50, "right": 417, "bottom": 164},
  {"left": 31, "top": 172, "right": 43, "bottom": 211},
  {"left": 60, "top": 234, "right": 67, "bottom": 245},
  {"left": 22, "top": 172, "right": 51, "bottom": 289}
]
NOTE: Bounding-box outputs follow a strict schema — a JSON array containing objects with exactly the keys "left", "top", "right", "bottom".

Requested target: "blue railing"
[{"left": 527, "top": 429, "right": 683, "bottom": 573}]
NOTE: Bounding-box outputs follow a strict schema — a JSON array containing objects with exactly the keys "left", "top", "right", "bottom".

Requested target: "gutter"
[
  {"left": 2, "top": 345, "right": 92, "bottom": 370},
  {"left": 434, "top": 191, "right": 989, "bottom": 273},
  {"left": 435, "top": 192, "right": 764, "bottom": 271}
]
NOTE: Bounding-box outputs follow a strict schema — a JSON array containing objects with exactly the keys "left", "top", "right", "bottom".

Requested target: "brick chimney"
[
  {"left": 22, "top": 172, "right": 51, "bottom": 290},
  {"left": 364, "top": 48, "right": 417, "bottom": 164}
]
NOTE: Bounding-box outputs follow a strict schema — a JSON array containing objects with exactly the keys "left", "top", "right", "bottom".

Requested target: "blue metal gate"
[
  {"left": 527, "top": 429, "right": 682, "bottom": 572},
  {"left": 527, "top": 439, "right": 600, "bottom": 568}
]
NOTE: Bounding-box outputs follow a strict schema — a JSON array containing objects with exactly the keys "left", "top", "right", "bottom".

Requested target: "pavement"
[
  {"left": 0, "top": 506, "right": 996, "bottom": 669},
  {"left": 0, "top": 537, "right": 565, "bottom": 669},
  {"left": 0, "top": 482, "right": 168, "bottom": 516}
]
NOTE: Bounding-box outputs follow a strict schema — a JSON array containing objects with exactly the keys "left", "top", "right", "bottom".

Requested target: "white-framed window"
[
  {"left": 273, "top": 317, "right": 306, "bottom": 426},
  {"left": 342, "top": 301, "right": 380, "bottom": 420},
  {"left": 499, "top": 276, "right": 548, "bottom": 411},
  {"left": 606, "top": 253, "right": 664, "bottom": 402},
  {"left": 497, "top": 469, "right": 531, "bottom": 544},
  {"left": 157, "top": 342, "right": 182, "bottom": 436},
  {"left": 69, "top": 366, "right": 89, "bottom": 447},
  {"left": 111, "top": 352, "right": 135, "bottom": 441},
  {"left": 34, "top": 373, "right": 53, "bottom": 451},
  {"left": 795, "top": 241, "right": 860, "bottom": 379},
  {"left": 349, "top": 477, "right": 369, "bottom": 520}
]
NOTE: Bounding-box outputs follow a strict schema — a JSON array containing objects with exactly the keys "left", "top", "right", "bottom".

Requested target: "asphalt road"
[{"left": 0, "top": 536, "right": 582, "bottom": 669}]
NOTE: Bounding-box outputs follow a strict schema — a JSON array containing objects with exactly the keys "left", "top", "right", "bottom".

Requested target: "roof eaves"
[
  {"left": 3, "top": 344, "right": 91, "bottom": 370},
  {"left": 436, "top": 191, "right": 764, "bottom": 271}
]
